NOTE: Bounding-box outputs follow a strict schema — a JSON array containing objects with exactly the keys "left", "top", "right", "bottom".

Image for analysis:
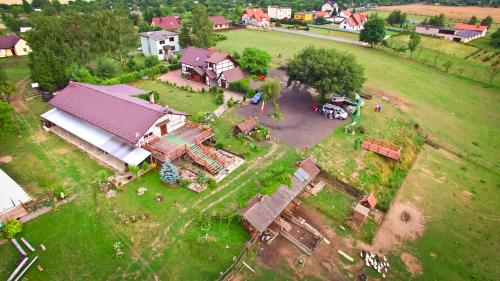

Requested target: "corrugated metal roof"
[
  {"left": 41, "top": 108, "right": 151, "bottom": 166},
  {"left": 294, "top": 168, "right": 310, "bottom": 183},
  {"left": 0, "top": 169, "right": 31, "bottom": 214}
]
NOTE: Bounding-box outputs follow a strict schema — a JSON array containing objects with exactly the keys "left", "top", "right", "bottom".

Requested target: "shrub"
[
  {"left": 215, "top": 92, "right": 224, "bottom": 105},
  {"left": 214, "top": 33, "right": 227, "bottom": 42},
  {"left": 168, "top": 63, "right": 181, "bottom": 70},
  {"left": 167, "top": 56, "right": 179, "bottom": 64},
  {"left": 141, "top": 162, "right": 150, "bottom": 170},
  {"left": 250, "top": 125, "right": 270, "bottom": 141},
  {"left": 159, "top": 161, "right": 179, "bottom": 184},
  {"left": 208, "top": 178, "right": 217, "bottom": 189},
  {"left": 95, "top": 58, "right": 121, "bottom": 79},
  {"left": 144, "top": 56, "right": 160, "bottom": 68},
  {"left": 179, "top": 179, "right": 191, "bottom": 188},
  {"left": 3, "top": 220, "right": 22, "bottom": 238},
  {"left": 227, "top": 97, "right": 236, "bottom": 107},
  {"left": 129, "top": 165, "right": 140, "bottom": 174},
  {"left": 97, "top": 170, "right": 109, "bottom": 182},
  {"left": 228, "top": 79, "right": 251, "bottom": 94},
  {"left": 196, "top": 173, "right": 209, "bottom": 184}
]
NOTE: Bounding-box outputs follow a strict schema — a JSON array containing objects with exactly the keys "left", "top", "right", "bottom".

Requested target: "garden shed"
[{"left": 234, "top": 118, "right": 257, "bottom": 135}]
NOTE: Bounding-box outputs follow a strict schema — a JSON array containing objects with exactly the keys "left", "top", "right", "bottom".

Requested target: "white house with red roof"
[
  {"left": 339, "top": 12, "right": 368, "bottom": 31},
  {"left": 180, "top": 47, "right": 246, "bottom": 88},
  {"left": 241, "top": 8, "right": 270, "bottom": 28},
  {"left": 0, "top": 35, "right": 30, "bottom": 58},
  {"left": 151, "top": 16, "right": 181, "bottom": 32}
]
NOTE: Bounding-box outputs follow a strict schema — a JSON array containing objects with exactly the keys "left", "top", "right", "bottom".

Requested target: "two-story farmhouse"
[
  {"left": 180, "top": 47, "right": 246, "bottom": 88},
  {"left": 41, "top": 82, "right": 225, "bottom": 174},
  {"left": 339, "top": 11, "right": 368, "bottom": 31},
  {"left": 241, "top": 8, "right": 270, "bottom": 28},
  {"left": 140, "top": 30, "right": 180, "bottom": 60},
  {"left": 267, "top": 6, "right": 292, "bottom": 20}
]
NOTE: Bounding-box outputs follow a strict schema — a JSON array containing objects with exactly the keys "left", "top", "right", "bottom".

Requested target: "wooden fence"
[{"left": 217, "top": 236, "right": 258, "bottom": 281}]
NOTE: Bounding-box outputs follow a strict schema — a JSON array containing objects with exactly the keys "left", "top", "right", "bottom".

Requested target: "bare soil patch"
[
  {"left": 0, "top": 156, "right": 13, "bottom": 163},
  {"left": 376, "top": 4, "right": 500, "bottom": 22},
  {"left": 237, "top": 69, "right": 346, "bottom": 149},
  {"left": 400, "top": 252, "right": 423, "bottom": 276},
  {"left": 10, "top": 79, "right": 29, "bottom": 114},
  {"left": 365, "top": 84, "right": 411, "bottom": 112},
  {"left": 371, "top": 202, "right": 425, "bottom": 253}
]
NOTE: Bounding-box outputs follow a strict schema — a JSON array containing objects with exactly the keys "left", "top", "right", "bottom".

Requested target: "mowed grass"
[
  {"left": 130, "top": 79, "right": 219, "bottom": 116},
  {"left": 0, "top": 56, "right": 30, "bottom": 82}
]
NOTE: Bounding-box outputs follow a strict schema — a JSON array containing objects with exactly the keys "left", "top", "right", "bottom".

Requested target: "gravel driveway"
[{"left": 237, "top": 69, "right": 346, "bottom": 149}]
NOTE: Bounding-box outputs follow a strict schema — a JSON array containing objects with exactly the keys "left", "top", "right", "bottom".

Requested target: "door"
[{"left": 160, "top": 124, "right": 167, "bottom": 136}]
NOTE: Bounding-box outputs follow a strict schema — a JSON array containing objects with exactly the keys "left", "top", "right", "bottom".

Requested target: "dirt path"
[{"left": 10, "top": 78, "right": 29, "bottom": 114}]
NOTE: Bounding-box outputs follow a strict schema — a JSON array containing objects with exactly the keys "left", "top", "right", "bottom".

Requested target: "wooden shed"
[{"left": 234, "top": 118, "right": 257, "bottom": 135}]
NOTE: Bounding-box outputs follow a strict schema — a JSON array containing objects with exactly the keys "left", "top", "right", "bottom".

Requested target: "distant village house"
[
  {"left": 339, "top": 11, "right": 368, "bottom": 31},
  {"left": 151, "top": 16, "right": 181, "bottom": 32},
  {"left": 209, "top": 16, "right": 231, "bottom": 30},
  {"left": 267, "top": 5, "right": 292, "bottom": 20},
  {"left": 241, "top": 8, "right": 270, "bottom": 28},
  {"left": 0, "top": 35, "right": 30, "bottom": 58}
]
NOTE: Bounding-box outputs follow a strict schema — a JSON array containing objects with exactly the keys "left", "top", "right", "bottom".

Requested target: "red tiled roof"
[
  {"left": 244, "top": 8, "right": 270, "bottom": 22},
  {"left": 315, "top": 11, "right": 328, "bottom": 18},
  {"left": 48, "top": 82, "right": 187, "bottom": 144},
  {"left": 236, "top": 118, "right": 257, "bottom": 133},
  {"left": 210, "top": 16, "right": 230, "bottom": 25},
  {"left": 180, "top": 47, "right": 211, "bottom": 67},
  {"left": 205, "top": 51, "right": 229, "bottom": 64},
  {"left": 151, "top": 16, "right": 180, "bottom": 30},
  {"left": 361, "top": 192, "right": 377, "bottom": 209},
  {"left": 454, "top": 23, "right": 488, "bottom": 32},
  {"left": 222, "top": 67, "right": 246, "bottom": 83},
  {"left": 0, "top": 35, "right": 21, "bottom": 49},
  {"left": 344, "top": 13, "right": 367, "bottom": 27},
  {"left": 341, "top": 10, "right": 352, "bottom": 17}
]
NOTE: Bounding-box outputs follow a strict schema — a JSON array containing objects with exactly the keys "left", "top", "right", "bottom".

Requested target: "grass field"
[
  {"left": 216, "top": 29, "right": 500, "bottom": 280},
  {"left": 130, "top": 79, "right": 219, "bottom": 117},
  {"left": 375, "top": 4, "right": 500, "bottom": 23},
  {"left": 0, "top": 56, "right": 30, "bottom": 82}
]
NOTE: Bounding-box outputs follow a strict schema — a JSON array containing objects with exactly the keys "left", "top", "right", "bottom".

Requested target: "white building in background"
[
  {"left": 140, "top": 30, "right": 179, "bottom": 60},
  {"left": 267, "top": 6, "right": 292, "bottom": 20}
]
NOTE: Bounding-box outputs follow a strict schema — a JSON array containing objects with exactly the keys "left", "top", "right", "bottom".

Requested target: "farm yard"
[
  {"left": 375, "top": 4, "right": 500, "bottom": 22},
  {"left": 0, "top": 5, "right": 499, "bottom": 281}
]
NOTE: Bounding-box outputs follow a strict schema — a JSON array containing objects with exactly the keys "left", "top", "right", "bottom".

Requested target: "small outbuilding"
[
  {"left": 352, "top": 192, "right": 377, "bottom": 223},
  {"left": 0, "top": 169, "right": 32, "bottom": 222},
  {"left": 234, "top": 118, "right": 257, "bottom": 135}
]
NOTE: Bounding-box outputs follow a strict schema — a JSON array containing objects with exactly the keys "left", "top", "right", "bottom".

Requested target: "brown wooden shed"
[{"left": 234, "top": 118, "right": 257, "bottom": 135}]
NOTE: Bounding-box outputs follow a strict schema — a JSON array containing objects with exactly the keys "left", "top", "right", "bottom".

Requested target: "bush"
[
  {"left": 214, "top": 33, "right": 227, "bottom": 42},
  {"left": 167, "top": 56, "right": 179, "bottom": 64},
  {"left": 168, "top": 63, "right": 181, "bottom": 70},
  {"left": 227, "top": 97, "right": 236, "bottom": 107},
  {"left": 179, "top": 179, "right": 191, "bottom": 188},
  {"left": 194, "top": 111, "right": 217, "bottom": 125},
  {"left": 250, "top": 125, "right": 270, "bottom": 141},
  {"left": 196, "top": 173, "right": 209, "bottom": 184},
  {"left": 129, "top": 165, "right": 140, "bottom": 174},
  {"left": 215, "top": 92, "right": 224, "bottom": 105},
  {"left": 228, "top": 79, "right": 251, "bottom": 94},
  {"left": 144, "top": 56, "right": 160, "bottom": 68},
  {"left": 95, "top": 58, "right": 121, "bottom": 79},
  {"left": 3, "top": 220, "right": 22, "bottom": 239}
]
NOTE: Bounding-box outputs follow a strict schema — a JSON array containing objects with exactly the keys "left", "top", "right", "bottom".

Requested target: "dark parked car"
[{"left": 250, "top": 92, "right": 263, "bottom": 104}]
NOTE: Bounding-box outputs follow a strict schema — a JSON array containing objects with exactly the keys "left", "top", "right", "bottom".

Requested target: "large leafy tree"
[
  {"left": 481, "top": 16, "right": 493, "bottom": 28},
  {"left": 468, "top": 15, "right": 478, "bottom": 25},
  {"left": 428, "top": 14, "right": 446, "bottom": 27},
  {"left": 239, "top": 47, "right": 271, "bottom": 75},
  {"left": 179, "top": 22, "right": 192, "bottom": 48},
  {"left": 191, "top": 4, "right": 214, "bottom": 48},
  {"left": 259, "top": 77, "right": 281, "bottom": 111},
  {"left": 386, "top": 10, "right": 407, "bottom": 26},
  {"left": 287, "top": 46, "right": 366, "bottom": 102},
  {"left": 359, "top": 15, "right": 386, "bottom": 48},
  {"left": 491, "top": 28, "right": 500, "bottom": 48}
]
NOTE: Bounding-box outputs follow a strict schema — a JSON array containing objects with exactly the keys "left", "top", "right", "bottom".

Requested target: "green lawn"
[
  {"left": 216, "top": 29, "right": 500, "bottom": 280},
  {"left": 130, "top": 79, "right": 219, "bottom": 117},
  {"left": 0, "top": 56, "right": 30, "bottom": 82}
]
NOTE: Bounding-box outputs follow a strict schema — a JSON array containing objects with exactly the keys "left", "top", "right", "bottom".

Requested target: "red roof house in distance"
[
  {"left": 454, "top": 23, "right": 488, "bottom": 36},
  {"left": 340, "top": 12, "right": 368, "bottom": 31},
  {"left": 241, "top": 8, "right": 270, "bottom": 28},
  {"left": 180, "top": 47, "right": 246, "bottom": 88},
  {"left": 151, "top": 16, "right": 181, "bottom": 32},
  {"left": 0, "top": 35, "right": 31, "bottom": 58},
  {"left": 210, "top": 16, "right": 231, "bottom": 30}
]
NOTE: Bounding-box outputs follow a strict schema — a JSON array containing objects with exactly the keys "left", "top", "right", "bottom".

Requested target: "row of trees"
[
  {"left": 467, "top": 15, "right": 493, "bottom": 28},
  {"left": 25, "top": 10, "right": 137, "bottom": 92}
]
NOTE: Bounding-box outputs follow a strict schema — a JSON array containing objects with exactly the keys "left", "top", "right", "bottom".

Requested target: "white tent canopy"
[
  {"left": 41, "top": 108, "right": 151, "bottom": 166},
  {"left": 0, "top": 169, "right": 31, "bottom": 214}
]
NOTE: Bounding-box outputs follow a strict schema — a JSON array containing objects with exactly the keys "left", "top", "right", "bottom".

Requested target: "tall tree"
[
  {"left": 191, "top": 4, "right": 214, "bottom": 48},
  {"left": 428, "top": 14, "right": 445, "bottom": 27},
  {"left": 468, "top": 15, "right": 478, "bottom": 25},
  {"left": 481, "top": 16, "right": 493, "bottom": 28},
  {"left": 179, "top": 22, "right": 192, "bottom": 48},
  {"left": 408, "top": 32, "right": 421, "bottom": 58},
  {"left": 360, "top": 15, "right": 386, "bottom": 48},
  {"left": 386, "top": 10, "right": 407, "bottom": 26},
  {"left": 491, "top": 28, "right": 500, "bottom": 48},
  {"left": 287, "top": 46, "right": 366, "bottom": 102},
  {"left": 22, "top": 0, "right": 33, "bottom": 13},
  {"left": 259, "top": 77, "right": 281, "bottom": 111},
  {"left": 239, "top": 47, "right": 271, "bottom": 75}
]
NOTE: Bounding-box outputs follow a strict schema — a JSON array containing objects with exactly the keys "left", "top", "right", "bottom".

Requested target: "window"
[
  {"left": 159, "top": 49, "right": 163, "bottom": 54},
  {"left": 23, "top": 48, "right": 27, "bottom": 52},
  {"left": 159, "top": 40, "right": 165, "bottom": 45},
  {"left": 170, "top": 46, "right": 176, "bottom": 51},
  {"left": 169, "top": 37, "right": 175, "bottom": 42}
]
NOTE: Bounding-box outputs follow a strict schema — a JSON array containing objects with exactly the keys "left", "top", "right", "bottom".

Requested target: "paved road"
[{"left": 271, "top": 27, "right": 367, "bottom": 46}]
